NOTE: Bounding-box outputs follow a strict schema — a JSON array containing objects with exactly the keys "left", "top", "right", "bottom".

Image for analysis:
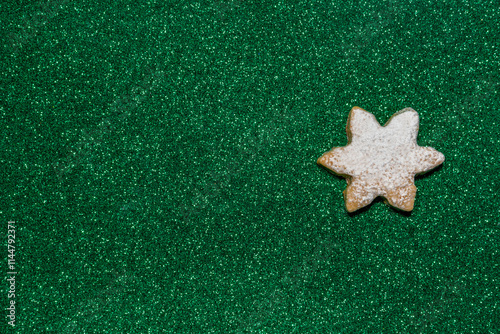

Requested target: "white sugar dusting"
[{"left": 319, "top": 107, "right": 445, "bottom": 211}]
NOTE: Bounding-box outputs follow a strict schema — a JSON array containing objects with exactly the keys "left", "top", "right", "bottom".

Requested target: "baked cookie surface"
[{"left": 318, "top": 107, "right": 445, "bottom": 212}]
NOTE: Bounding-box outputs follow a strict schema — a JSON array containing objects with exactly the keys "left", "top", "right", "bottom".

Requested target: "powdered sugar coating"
[{"left": 318, "top": 107, "right": 445, "bottom": 212}]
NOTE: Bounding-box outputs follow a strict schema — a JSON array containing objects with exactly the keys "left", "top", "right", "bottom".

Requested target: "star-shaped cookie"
[{"left": 317, "top": 107, "right": 445, "bottom": 212}]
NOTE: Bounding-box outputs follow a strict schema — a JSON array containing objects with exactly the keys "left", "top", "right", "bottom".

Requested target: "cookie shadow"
[
  {"left": 387, "top": 202, "right": 413, "bottom": 217},
  {"left": 346, "top": 197, "right": 382, "bottom": 216},
  {"left": 317, "top": 163, "right": 349, "bottom": 183},
  {"left": 415, "top": 163, "right": 444, "bottom": 180}
]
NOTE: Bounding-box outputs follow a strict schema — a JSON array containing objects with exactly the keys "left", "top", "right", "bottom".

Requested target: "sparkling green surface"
[{"left": 1, "top": 0, "right": 499, "bottom": 333}]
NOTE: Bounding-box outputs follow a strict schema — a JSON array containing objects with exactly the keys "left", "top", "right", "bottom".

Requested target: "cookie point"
[
  {"left": 384, "top": 198, "right": 414, "bottom": 211},
  {"left": 317, "top": 153, "right": 330, "bottom": 167},
  {"left": 401, "top": 107, "right": 417, "bottom": 113},
  {"left": 351, "top": 106, "right": 367, "bottom": 113},
  {"left": 345, "top": 200, "right": 358, "bottom": 212},
  {"left": 390, "top": 107, "right": 418, "bottom": 119},
  {"left": 437, "top": 151, "right": 445, "bottom": 164},
  {"left": 399, "top": 201, "right": 414, "bottom": 212}
]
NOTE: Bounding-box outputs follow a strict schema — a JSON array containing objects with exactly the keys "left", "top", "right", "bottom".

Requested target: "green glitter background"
[{"left": 1, "top": 0, "right": 499, "bottom": 333}]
